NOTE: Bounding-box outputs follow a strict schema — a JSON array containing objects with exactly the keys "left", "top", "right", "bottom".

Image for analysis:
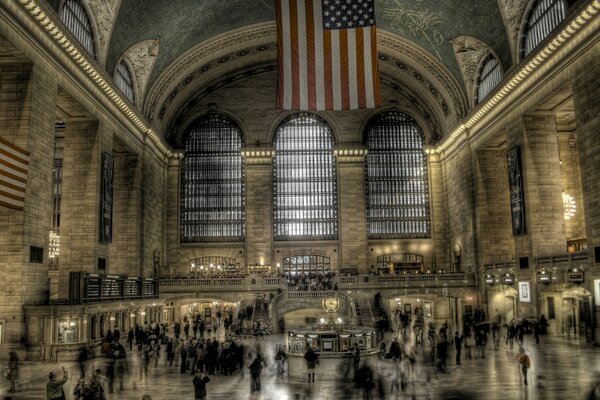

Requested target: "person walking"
[
  {"left": 192, "top": 370, "right": 210, "bottom": 400},
  {"left": 6, "top": 351, "right": 18, "bottom": 393},
  {"left": 46, "top": 367, "right": 68, "bottom": 400},
  {"left": 454, "top": 332, "right": 463, "bottom": 365},
  {"left": 304, "top": 346, "right": 319, "bottom": 382},
  {"left": 516, "top": 347, "right": 531, "bottom": 386},
  {"left": 248, "top": 354, "right": 264, "bottom": 394}
]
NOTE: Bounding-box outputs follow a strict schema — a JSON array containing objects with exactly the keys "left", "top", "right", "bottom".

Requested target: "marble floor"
[{"left": 1, "top": 333, "right": 599, "bottom": 400}]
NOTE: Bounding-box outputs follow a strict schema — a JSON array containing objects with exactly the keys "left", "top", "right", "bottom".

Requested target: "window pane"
[
  {"left": 273, "top": 113, "right": 338, "bottom": 241},
  {"left": 115, "top": 61, "right": 135, "bottom": 103},
  {"left": 365, "top": 112, "right": 430, "bottom": 238},
  {"left": 59, "top": 0, "right": 95, "bottom": 58},
  {"left": 476, "top": 56, "right": 502, "bottom": 104},
  {"left": 180, "top": 114, "right": 245, "bottom": 242},
  {"left": 524, "top": 0, "right": 567, "bottom": 57}
]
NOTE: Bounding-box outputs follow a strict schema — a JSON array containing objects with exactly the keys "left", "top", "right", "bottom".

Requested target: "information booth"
[{"left": 286, "top": 327, "right": 378, "bottom": 381}]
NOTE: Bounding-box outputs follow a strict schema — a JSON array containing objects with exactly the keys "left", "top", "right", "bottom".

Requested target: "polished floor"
[{"left": 1, "top": 332, "right": 599, "bottom": 400}]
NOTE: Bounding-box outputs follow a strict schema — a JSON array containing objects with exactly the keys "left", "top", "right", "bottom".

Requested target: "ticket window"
[{"left": 58, "top": 319, "right": 79, "bottom": 343}]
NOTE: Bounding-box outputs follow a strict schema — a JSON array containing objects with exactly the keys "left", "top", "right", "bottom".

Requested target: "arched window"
[
  {"left": 365, "top": 111, "right": 430, "bottom": 238},
  {"left": 180, "top": 114, "right": 245, "bottom": 242},
  {"left": 273, "top": 113, "right": 338, "bottom": 240},
  {"left": 115, "top": 61, "right": 135, "bottom": 103},
  {"left": 476, "top": 55, "right": 502, "bottom": 104},
  {"left": 59, "top": 0, "right": 95, "bottom": 58},
  {"left": 523, "top": 0, "right": 567, "bottom": 57}
]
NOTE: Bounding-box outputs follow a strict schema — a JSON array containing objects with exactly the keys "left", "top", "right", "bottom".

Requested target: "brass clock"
[{"left": 323, "top": 296, "right": 339, "bottom": 312}]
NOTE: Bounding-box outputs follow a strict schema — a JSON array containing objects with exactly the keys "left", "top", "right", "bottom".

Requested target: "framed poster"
[
  {"left": 518, "top": 281, "right": 531, "bottom": 302},
  {"left": 100, "top": 152, "right": 114, "bottom": 243},
  {"left": 594, "top": 279, "right": 600, "bottom": 306},
  {"left": 507, "top": 146, "right": 526, "bottom": 235}
]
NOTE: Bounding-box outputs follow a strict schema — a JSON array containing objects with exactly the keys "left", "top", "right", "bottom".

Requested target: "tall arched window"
[
  {"left": 523, "top": 0, "right": 567, "bottom": 57},
  {"left": 273, "top": 113, "right": 338, "bottom": 240},
  {"left": 365, "top": 111, "right": 430, "bottom": 238},
  {"left": 180, "top": 114, "right": 245, "bottom": 242},
  {"left": 59, "top": 0, "right": 95, "bottom": 58},
  {"left": 475, "top": 55, "right": 502, "bottom": 104},
  {"left": 115, "top": 61, "right": 135, "bottom": 103}
]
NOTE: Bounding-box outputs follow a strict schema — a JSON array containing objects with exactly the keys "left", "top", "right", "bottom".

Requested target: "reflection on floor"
[{"left": 1, "top": 333, "right": 599, "bottom": 400}]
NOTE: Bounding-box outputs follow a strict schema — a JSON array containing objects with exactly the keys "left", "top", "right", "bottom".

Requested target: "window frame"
[
  {"left": 364, "top": 111, "right": 431, "bottom": 239},
  {"left": 114, "top": 60, "right": 135, "bottom": 104},
  {"left": 475, "top": 55, "right": 503, "bottom": 105},
  {"left": 522, "top": 0, "right": 568, "bottom": 58},
  {"left": 272, "top": 113, "right": 339, "bottom": 241},
  {"left": 59, "top": 0, "right": 96, "bottom": 58}
]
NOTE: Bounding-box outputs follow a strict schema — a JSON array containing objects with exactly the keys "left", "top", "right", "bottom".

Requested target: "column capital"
[
  {"left": 334, "top": 145, "right": 368, "bottom": 163},
  {"left": 241, "top": 147, "right": 276, "bottom": 165}
]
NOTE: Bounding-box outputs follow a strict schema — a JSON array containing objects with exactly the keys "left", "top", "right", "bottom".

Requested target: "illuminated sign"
[{"left": 518, "top": 281, "right": 531, "bottom": 303}]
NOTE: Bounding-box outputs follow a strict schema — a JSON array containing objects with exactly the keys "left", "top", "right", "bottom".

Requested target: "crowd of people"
[{"left": 284, "top": 271, "right": 337, "bottom": 291}]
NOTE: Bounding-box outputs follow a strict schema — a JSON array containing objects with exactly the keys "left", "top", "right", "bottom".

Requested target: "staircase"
[
  {"left": 252, "top": 298, "right": 270, "bottom": 332},
  {"left": 353, "top": 297, "right": 375, "bottom": 327}
]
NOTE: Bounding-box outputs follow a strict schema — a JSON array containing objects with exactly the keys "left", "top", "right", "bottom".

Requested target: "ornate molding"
[
  {"left": 241, "top": 147, "right": 275, "bottom": 165},
  {"left": 377, "top": 32, "right": 468, "bottom": 121},
  {"left": 144, "top": 22, "right": 277, "bottom": 121},
  {"left": 334, "top": 146, "right": 368, "bottom": 163},
  {"left": 451, "top": 36, "right": 493, "bottom": 107},
  {"left": 497, "top": 0, "right": 530, "bottom": 61},
  {"left": 123, "top": 39, "right": 160, "bottom": 105},
  {"left": 87, "top": 0, "right": 121, "bottom": 65}
]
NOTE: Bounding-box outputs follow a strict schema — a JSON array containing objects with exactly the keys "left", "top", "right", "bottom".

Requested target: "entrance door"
[{"left": 504, "top": 296, "right": 515, "bottom": 322}]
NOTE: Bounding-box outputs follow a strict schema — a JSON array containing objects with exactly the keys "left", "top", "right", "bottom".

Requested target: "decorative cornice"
[
  {"left": 334, "top": 147, "right": 368, "bottom": 163},
  {"left": 496, "top": 0, "right": 530, "bottom": 62},
  {"left": 434, "top": 1, "right": 600, "bottom": 154},
  {"left": 87, "top": 0, "right": 121, "bottom": 66},
  {"left": 15, "top": 0, "right": 172, "bottom": 157},
  {"left": 241, "top": 147, "right": 275, "bottom": 165},
  {"left": 123, "top": 39, "right": 160, "bottom": 105}
]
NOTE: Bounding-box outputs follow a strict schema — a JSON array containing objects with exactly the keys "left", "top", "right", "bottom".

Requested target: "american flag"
[
  {"left": 276, "top": 0, "right": 382, "bottom": 110},
  {"left": 0, "top": 137, "right": 29, "bottom": 210}
]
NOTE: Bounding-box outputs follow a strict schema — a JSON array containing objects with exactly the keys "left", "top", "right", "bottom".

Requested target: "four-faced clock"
[{"left": 323, "top": 296, "right": 339, "bottom": 312}]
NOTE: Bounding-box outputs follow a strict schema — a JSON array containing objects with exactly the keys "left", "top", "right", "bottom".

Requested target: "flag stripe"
[
  {"left": 339, "top": 29, "right": 350, "bottom": 110},
  {"left": 290, "top": 0, "right": 300, "bottom": 110},
  {"left": 276, "top": 0, "right": 285, "bottom": 109},
  {"left": 356, "top": 28, "right": 366, "bottom": 108},
  {"left": 330, "top": 30, "right": 341, "bottom": 110},
  {"left": 306, "top": 0, "right": 316, "bottom": 110},
  {"left": 281, "top": 0, "right": 293, "bottom": 109},
  {"left": 297, "top": 0, "right": 308, "bottom": 109},
  {"left": 371, "top": 25, "right": 382, "bottom": 107},
  {"left": 347, "top": 29, "right": 358, "bottom": 109},
  {"left": 313, "top": 0, "right": 325, "bottom": 110},
  {"left": 363, "top": 26, "right": 374, "bottom": 108},
  {"left": 0, "top": 138, "right": 28, "bottom": 210},
  {"left": 323, "top": 30, "right": 333, "bottom": 110}
]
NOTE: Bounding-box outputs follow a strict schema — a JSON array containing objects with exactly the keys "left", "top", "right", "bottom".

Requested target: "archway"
[
  {"left": 540, "top": 284, "right": 593, "bottom": 337},
  {"left": 487, "top": 285, "right": 518, "bottom": 325}
]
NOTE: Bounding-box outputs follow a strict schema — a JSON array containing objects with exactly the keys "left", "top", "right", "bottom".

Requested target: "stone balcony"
[{"left": 158, "top": 273, "right": 474, "bottom": 295}]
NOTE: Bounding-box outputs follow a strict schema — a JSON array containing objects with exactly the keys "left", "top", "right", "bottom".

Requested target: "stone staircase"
[{"left": 353, "top": 297, "right": 375, "bottom": 327}]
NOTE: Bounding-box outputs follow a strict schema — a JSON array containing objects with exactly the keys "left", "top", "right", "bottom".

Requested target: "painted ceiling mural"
[{"left": 97, "top": 0, "right": 511, "bottom": 96}]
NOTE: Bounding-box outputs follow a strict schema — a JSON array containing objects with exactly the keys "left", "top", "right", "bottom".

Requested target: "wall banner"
[
  {"left": 100, "top": 152, "right": 114, "bottom": 244},
  {"left": 507, "top": 146, "right": 526, "bottom": 235}
]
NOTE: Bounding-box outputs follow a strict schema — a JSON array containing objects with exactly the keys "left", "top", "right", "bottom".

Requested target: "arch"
[
  {"left": 363, "top": 111, "right": 431, "bottom": 239},
  {"left": 180, "top": 113, "right": 246, "bottom": 243},
  {"left": 176, "top": 108, "right": 249, "bottom": 150},
  {"left": 272, "top": 113, "right": 338, "bottom": 241}
]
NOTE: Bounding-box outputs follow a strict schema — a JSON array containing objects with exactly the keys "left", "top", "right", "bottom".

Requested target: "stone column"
[
  {"left": 334, "top": 146, "right": 368, "bottom": 272},
  {"left": 165, "top": 155, "right": 182, "bottom": 275},
  {"left": 427, "top": 150, "right": 449, "bottom": 271},
  {"left": 242, "top": 147, "right": 275, "bottom": 268},
  {"left": 111, "top": 152, "right": 142, "bottom": 276}
]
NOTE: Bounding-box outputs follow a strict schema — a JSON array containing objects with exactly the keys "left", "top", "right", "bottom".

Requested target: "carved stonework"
[
  {"left": 451, "top": 36, "right": 492, "bottom": 106},
  {"left": 87, "top": 0, "right": 121, "bottom": 65},
  {"left": 497, "top": 0, "right": 530, "bottom": 61},
  {"left": 123, "top": 39, "right": 160, "bottom": 104}
]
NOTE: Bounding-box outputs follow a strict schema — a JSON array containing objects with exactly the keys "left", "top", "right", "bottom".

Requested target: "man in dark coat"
[
  {"left": 304, "top": 346, "right": 319, "bottom": 382},
  {"left": 192, "top": 370, "right": 210, "bottom": 400}
]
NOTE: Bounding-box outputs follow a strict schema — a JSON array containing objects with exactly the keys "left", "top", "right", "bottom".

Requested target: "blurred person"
[
  {"left": 6, "top": 351, "right": 18, "bottom": 393},
  {"left": 192, "top": 370, "right": 210, "bottom": 400},
  {"left": 516, "top": 347, "right": 531, "bottom": 386},
  {"left": 304, "top": 345, "right": 319, "bottom": 383},
  {"left": 454, "top": 332, "right": 463, "bottom": 365},
  {"left": 46, "top": 367, "right": 68, "bottom": 400}
]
